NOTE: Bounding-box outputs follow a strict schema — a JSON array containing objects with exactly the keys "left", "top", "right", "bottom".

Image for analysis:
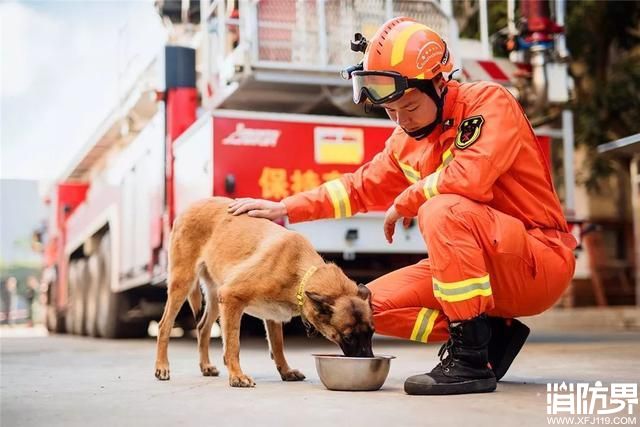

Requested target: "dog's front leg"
[
  {"left": 264, "top": 320, "right": 305, "bottom": 381},
  {"left": 219, "top": 294, "right": 255, "bottom": 387}
]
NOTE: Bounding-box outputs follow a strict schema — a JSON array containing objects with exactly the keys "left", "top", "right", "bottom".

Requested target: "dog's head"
[{"left": 303, "top": 264, "right": 375, "bottom": 357}]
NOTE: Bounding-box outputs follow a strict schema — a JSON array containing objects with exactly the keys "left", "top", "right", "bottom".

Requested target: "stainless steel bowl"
[{"left": 312, "top": 354, "right": 396, "bottom": 391}]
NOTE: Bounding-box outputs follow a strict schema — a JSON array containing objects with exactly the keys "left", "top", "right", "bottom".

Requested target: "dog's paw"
[
  {"left": 280, "top": 369, "right": 305, "bottom": 382},
  {"left": 229, "top": 374, "right": 256, "bottom": 388},
  {"left": 200, "top": 364, "right": 220, "bottom": 377},
  {"left": 155, "top": 365, "right": 170, "bottom": 381}
]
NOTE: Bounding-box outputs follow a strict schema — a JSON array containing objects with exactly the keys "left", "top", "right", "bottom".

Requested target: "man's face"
[{"left": 382, "top": 88, "right": 438, "bottom": 133}]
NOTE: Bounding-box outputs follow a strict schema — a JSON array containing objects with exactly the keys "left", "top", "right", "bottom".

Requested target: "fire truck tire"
[
  {"left": 45, "top": 279, "right": 65, "bottom": 333},
  {"left": 96, "top": 233, "right": 118, "bottom": 338},
  {"left": 72, "top": 258, "right": 89, "bottom": 335},
  {"left": 64, "top": 261, "right": 77, "bottom": 334},
  {"left": 85, "top": 253, "right": 101, "bottom": 337},
  {"left": 96, "top": 233, "right": 147, "bottom": 338}
]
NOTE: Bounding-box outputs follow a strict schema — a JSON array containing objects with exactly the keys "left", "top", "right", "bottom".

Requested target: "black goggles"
[{"left": 351, "top": 71, "right": 421, "bottom": 105}]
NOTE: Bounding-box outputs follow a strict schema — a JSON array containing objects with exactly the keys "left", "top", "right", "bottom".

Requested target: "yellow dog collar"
[{"left": 296, "top": 266, "right": 318, "bottom": 312}]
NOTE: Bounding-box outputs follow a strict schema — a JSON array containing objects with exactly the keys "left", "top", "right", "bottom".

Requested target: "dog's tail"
[{"left": 187, "top": 284, "right": 204, "bottom": 324}]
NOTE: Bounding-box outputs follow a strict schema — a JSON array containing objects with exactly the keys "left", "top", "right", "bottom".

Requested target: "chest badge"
[{"left": 455, "top": 115, "right": 484, "bottom": 149}]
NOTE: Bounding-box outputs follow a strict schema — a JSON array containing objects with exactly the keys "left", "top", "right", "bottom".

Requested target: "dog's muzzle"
[{"left": 340, "top": 331, "right": 374, "bottom": 357}]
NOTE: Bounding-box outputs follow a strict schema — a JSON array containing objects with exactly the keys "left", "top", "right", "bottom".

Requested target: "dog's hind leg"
[
  {"left": 264, "top": 320, "right": 305, "bottom": 382},
  {"left": 154, "top": 267, "right": 195, "bottom": 381},
  {"left": 193, "top": 270, "right": 220, "bottom": 377}
]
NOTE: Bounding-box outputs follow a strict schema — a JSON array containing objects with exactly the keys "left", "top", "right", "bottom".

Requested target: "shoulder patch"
[{"left": 455, "top": 115, "right": 484, "bottom": 149}]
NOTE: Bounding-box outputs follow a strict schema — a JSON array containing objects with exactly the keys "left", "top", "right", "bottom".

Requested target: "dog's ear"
[
  {"left": 305, "top": 291, "right": 334, "bottom": 317},
  {"left": 357, "top": 284, "right": 371, "bottom": 301}
]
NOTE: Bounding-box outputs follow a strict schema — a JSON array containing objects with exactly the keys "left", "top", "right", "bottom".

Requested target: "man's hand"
[
  {"left": 383, "top": 205, "right": 413, "bottom": 244},
  {"left": 227, "top": 198, "right": 288, "bottom": 221}
]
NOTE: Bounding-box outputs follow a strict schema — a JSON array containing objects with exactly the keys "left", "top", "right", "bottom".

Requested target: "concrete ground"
[{"left": 1, "top": 326, "right": 639, "bottom": 427}]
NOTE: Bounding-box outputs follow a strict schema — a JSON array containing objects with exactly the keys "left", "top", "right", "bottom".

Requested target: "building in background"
[{"left": 0, "top": 179, "right": 47, "bottom": 323}]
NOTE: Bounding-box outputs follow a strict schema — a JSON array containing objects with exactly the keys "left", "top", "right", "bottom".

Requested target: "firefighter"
[{"left": 228, "top": 17, "right": 577, "bottom": 395}]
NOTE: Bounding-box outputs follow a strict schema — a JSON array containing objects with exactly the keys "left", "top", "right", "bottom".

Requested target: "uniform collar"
[
  {"left": 442, "top": 80, "right": 459, "bottom": 122},
  {"left": 424, "top": 80, "right": 459, "bottom": 144}
]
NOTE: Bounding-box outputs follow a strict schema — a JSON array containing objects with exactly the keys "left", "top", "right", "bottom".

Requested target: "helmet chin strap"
[{"left": 403, "top": 81, "right": 448, "bottom": 140}]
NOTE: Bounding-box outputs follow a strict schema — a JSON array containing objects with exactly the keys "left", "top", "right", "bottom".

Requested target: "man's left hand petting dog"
[{"left": 154, "top": 197, "right": 375, "bottom": 387}]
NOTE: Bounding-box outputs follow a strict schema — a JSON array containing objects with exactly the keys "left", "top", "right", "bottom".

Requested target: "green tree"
[{"left": 566, "top": 0, "right": 640, "bottom": 191}]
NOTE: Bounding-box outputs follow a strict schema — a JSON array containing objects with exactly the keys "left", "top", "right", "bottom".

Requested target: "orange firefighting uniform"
[{"left": 282, "top": 80, "right": 577, "bottom": 344}]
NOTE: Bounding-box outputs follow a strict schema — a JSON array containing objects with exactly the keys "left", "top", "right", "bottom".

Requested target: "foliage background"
[{"left": 454, "top": 0, "right": 640, "bottom": 191}]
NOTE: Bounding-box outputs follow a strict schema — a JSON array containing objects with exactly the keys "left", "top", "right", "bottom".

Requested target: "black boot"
[
  {"left": 487, "top": 317, "right": 530, "bottom": 381},
  {"left": 404, "top": 315, "right": 497, "bottom": 395}
]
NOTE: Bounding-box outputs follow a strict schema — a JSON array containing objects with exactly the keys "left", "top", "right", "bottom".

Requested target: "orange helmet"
[
  {"left": 364, "top": 17, "right": 453, "bottom": 80},
  {"left": 344, "top": 17, "right": 453, "bottom": 139},
  {"left": 347, "top": 17, "right": 454, "bottom": 105}
]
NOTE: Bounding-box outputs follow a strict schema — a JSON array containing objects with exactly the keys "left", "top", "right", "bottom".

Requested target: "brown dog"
[{"left": 154, "top": 197, "right": 374, "bottom": 387}]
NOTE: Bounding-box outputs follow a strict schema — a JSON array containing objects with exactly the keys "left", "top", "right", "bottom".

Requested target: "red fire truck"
[{"left": 40, "top": 0, "right": 573, "bottom": 337}]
